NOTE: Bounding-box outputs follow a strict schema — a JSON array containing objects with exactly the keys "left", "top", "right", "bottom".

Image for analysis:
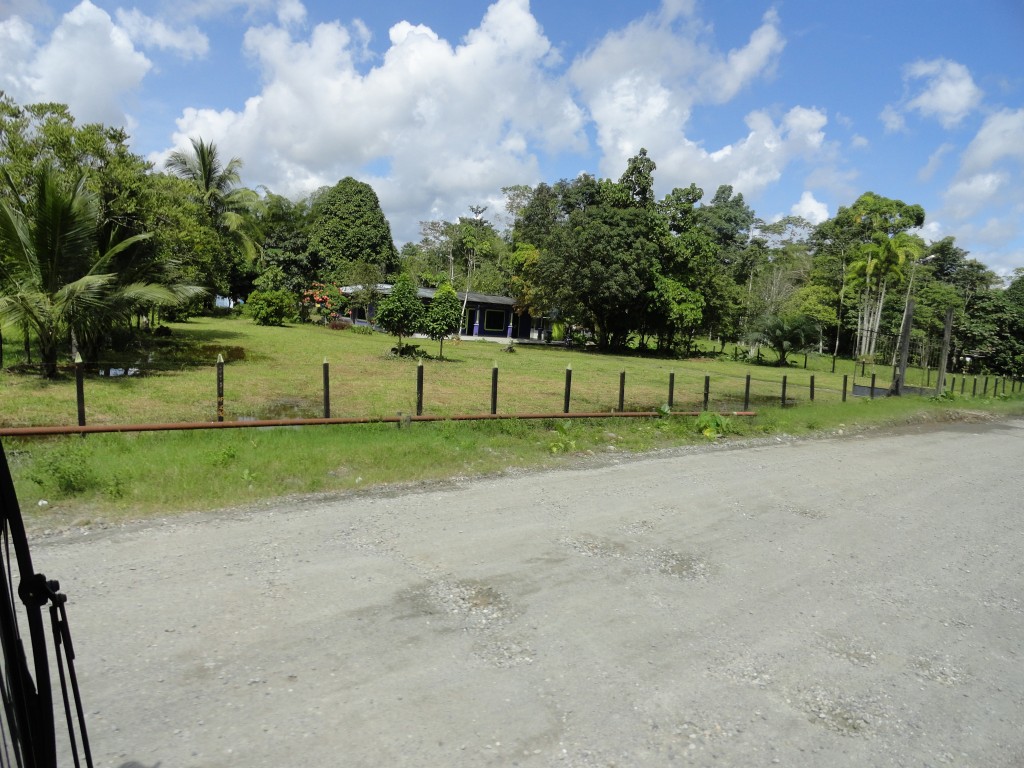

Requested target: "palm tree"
[
  {"left": 165, "top": 137, "right": 263, "bottom": 269},
  {"left": 0, "top": 165, "right": 198, "bottom": 377},
  {"left": 848, "top": 230, "right": 923, "bottom": 358}
]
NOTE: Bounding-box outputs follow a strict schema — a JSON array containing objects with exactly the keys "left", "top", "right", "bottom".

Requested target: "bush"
[
  {"left": 245, "top": 290, "right": 296, "bottom": 326},
  {"left": 28, "top": 441, "right": 96, "bottom": 496}
]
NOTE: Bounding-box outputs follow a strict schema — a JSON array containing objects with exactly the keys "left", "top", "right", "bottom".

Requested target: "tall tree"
[
  {"left": 307, "top": 177, "right": 398, "bottom": 279},
  {"left": 0, "top": 166, "right": 197, "bottom": 376},
  {"left": 849, "top": 230, "right": 924, "bottom": 357},
  {"left": 257, "top": 191, "right": 314, "bottom": 295},
  {"left": 815, "top": 192, "right": 926, "bottom": 358},
  {"left": 165, "top": 137, "right": 263, "bottom": 298}
]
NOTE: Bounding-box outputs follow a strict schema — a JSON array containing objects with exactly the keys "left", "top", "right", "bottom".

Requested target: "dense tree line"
[{"left": 2, "top": 94, "right": 1023, "bottom": 378}]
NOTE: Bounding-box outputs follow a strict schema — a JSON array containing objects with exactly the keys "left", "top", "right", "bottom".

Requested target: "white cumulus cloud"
[
  {"left": 959, "top": 108, "right": 1024, "bottom": 175},
  {"left": 165, "top": 0, "right": 586, "bottom": 235},
  {"left": 790, "top": 191, "right": 828, "bottom": 224},
  {"left": 114, "top": 8, "right": 209, "bottom": 59},
  {"left": 939, "top": 108, "right": 1024, "bottom": 269},
  {"left": 567, "top": 2, "right": 807, "bottom": 201},
  {"left": 1, "top": 1, "right": 151, "bottom": 127},
  {"left": 904, "top": 58, "right": 983, "bottom": 128},
  {"left": 882, "top": 58, "right": 982, "bottom": 132}
]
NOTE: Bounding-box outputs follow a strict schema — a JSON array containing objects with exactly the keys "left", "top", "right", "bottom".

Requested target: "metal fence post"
[
  {"left": 618, "top": 371, "right": 626, "bottom": 412},
  {"left": 703, "top": 375, "right": 710, "bottom": 411},
  {"left": 743, "top": 374, "right": 751, "bottom": 411},
  {"left": 668, "top": 372, "right": 675, "bottom": 408},
  {"left": 842, "top": 374, "right": 848, "bottom": 402},
  {"left": 870, "top": 373, "right": 876, "bottom": 399},
  {"left": 809, "top": 375, "right": 815, "bottom": 402}
]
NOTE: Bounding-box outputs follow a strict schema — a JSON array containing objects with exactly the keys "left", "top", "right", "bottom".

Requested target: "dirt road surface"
[{"left": 36, "top": 418, "right": 1024, "bottom": 767}]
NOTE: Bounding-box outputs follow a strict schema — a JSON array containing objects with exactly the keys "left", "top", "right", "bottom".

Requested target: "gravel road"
[{"left": 36, "top": 418, "right": 1024, "bottom": 767}]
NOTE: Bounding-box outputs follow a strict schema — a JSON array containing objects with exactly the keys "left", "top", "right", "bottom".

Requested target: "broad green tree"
[
  {"left": 375, "top": 272, "right": 423, "bottom": 352},
  {"left": 423, "top": 281, "right": 463, "bottom": 359},
  {"left": 257, "top": 191, "right": 315, "bottom": 295},
  {"left": 307, "top": 177, "right": 398, "bottom": 278}
]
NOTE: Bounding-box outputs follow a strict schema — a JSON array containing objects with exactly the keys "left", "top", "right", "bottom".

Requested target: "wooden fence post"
[
  {"left": 416, "top": 360, "right": 424, "bottom": 416},
  {"left": 322, "top": 358, "right": 330, "bottom": 419},
  {"left": 563, "top": 365, "right": 572, "bottom": 414},
  {"left": 810, "top": 375, "right": 815, "bottom": 402},
  {"left": 743, "top": 374, "right": 751, "bottom": 411},
  {"left": 216, "top": 354, "right": 224, "bottom": 422},
  {"left": 668, "top": 372, "right": 675, "bottom": 408},
  {"left": 618, "top": 371, "right": 626, "bottom": 412},
  {"left": 703, "top": 375, "right": 710, "bottom": 411},
  {"left": 75, "top": 353, "right": 86, "bottom": 427},
  {"left": 781, "top": 375, "right": 788, "bottom": 407},
  {"left": 842, "top": 374, "right": 848, "bottom": 402},
  {"left": 491, "top": 364, "right": 499, "bottom": 415}
]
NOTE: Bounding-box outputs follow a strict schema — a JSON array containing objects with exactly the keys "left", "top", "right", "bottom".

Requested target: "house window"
[{"left": 483, "top": 309, "right": 506, "bottom": 332}]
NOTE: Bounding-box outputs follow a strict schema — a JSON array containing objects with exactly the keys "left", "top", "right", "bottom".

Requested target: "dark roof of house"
[{"left": 340, "top": 284, "right": 515, "bottom": 306}]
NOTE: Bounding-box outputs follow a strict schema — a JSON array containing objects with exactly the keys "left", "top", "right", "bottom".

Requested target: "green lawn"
[
  {"left": 4, "top": 316, "right": 1022, "bottom": 526},
  {"left": 1, "top": 316, "right": 949, "bottom": 426}
]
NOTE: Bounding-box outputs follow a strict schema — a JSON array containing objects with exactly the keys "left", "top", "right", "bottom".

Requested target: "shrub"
[
  {"left": 245, "top": 290, "right": 296, "bottom": 326},
  {"left": 27, "top": 441, "right": 96, "bottom": 496}
]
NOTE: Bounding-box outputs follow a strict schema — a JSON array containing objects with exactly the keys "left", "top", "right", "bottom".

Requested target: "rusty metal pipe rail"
[{"left": 0, "top": 410, "right": 757, "bottom": 437}]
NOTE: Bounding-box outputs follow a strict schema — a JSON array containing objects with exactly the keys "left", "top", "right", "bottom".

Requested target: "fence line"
[{"left": 5, "top": 357, "right": 1021, "bottom": 437}]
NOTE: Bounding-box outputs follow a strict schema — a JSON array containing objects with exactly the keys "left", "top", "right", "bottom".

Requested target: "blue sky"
[{"left": 2, "top": 0, "right": 1023, "bottom": 277}]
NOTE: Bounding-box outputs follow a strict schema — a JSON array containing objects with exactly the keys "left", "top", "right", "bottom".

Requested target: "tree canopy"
[
  {"left": 308, "top": 177, "right": 399, "bottom": 279},
  {"left": 2, "top": 94, "right": 1021, "bottom": 379}
]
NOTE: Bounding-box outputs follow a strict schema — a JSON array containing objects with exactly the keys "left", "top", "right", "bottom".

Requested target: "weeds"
[
  {"left": 27, "top": 440, "right": 95, "bottom": 496},
  {"left": 694, "top": 412, "right": 733, "bottom": 439},
  {"left": 549, "top": 421, "right": 577, "bottom": 454}
]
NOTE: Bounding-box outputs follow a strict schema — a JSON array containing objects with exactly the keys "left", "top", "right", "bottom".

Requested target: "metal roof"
[{"left": 339, "top": 284, "right": 515, "bottom": 306}]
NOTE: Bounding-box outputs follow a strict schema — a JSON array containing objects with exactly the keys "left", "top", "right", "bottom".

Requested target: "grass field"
[{"left": 3, "top": 316, "right": 1022, "bottom": 526}]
